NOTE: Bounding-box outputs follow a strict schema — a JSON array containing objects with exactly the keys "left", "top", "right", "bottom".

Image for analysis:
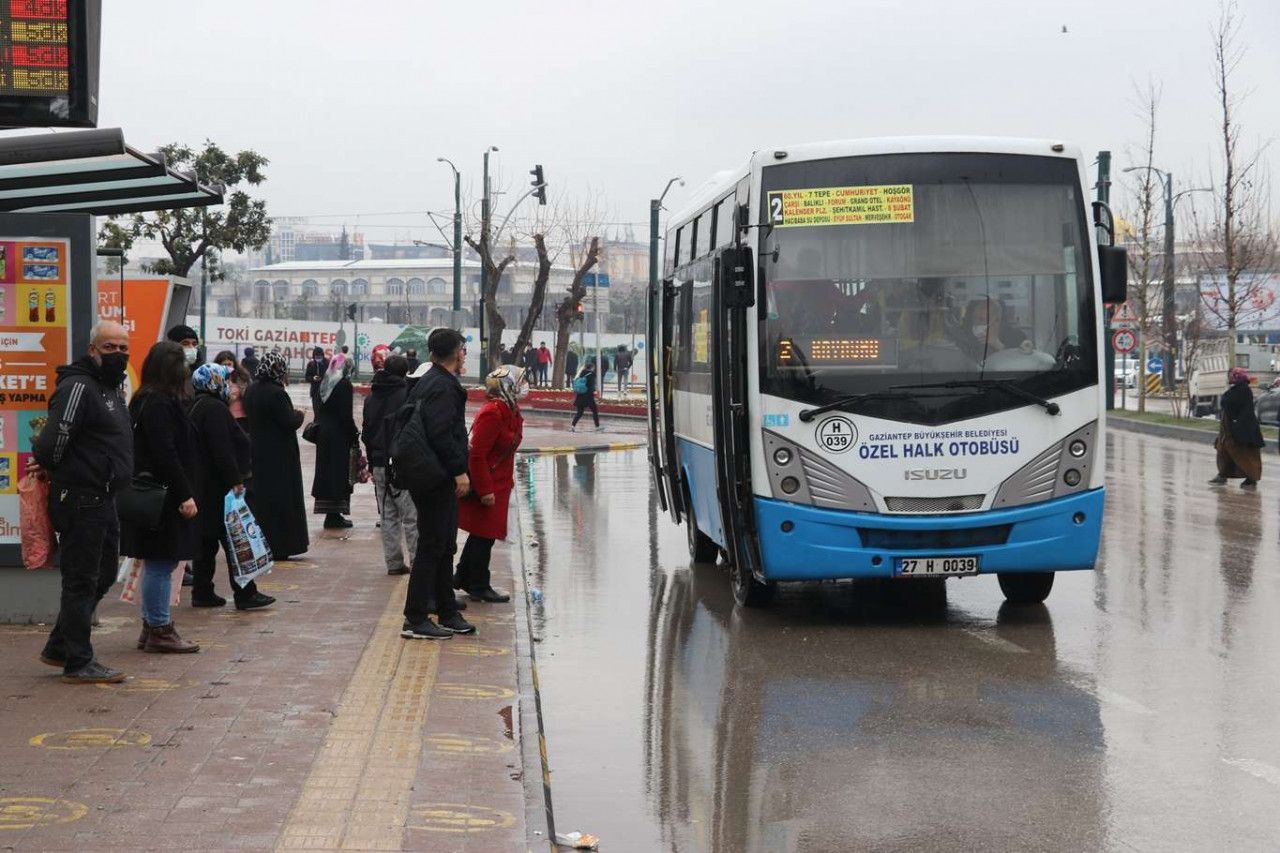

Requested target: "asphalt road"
[{"left": 517, "top": 431, "right": 1280, "bottom": 852}]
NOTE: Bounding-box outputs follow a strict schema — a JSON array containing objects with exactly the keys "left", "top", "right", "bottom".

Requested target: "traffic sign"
[
  {"left": 1112, "top": 328, "right": 1137, "bottom": 354},
  {"left": 1147, "top": 354, "right": 1162, "bottom": 374}
]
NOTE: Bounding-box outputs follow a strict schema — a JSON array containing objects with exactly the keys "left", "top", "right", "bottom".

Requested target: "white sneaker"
[
  {"left": 596, "top": 426, "right": 606, "bottom": 433},
  {"left": 569, "top": 425, "right": 577, "bottom": 432}
]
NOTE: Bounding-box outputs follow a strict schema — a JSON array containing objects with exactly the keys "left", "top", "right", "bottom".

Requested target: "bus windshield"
[{"left": 759, "top": 152, "right": 1097, "bottom": 425}]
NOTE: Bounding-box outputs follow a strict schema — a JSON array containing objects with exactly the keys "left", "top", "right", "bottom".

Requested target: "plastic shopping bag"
[
  {"left": 118, "top": 558, "right": 186, "bottom": 606},
  {"left": 19, "top": 474, "right": 54, "bottom": 569},
  {"left": 224, "top": 490, "right": 273, "bottom": 586}
]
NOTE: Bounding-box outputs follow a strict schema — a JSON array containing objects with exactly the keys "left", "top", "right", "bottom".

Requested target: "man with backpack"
[
  {"left": 393, "top": 328, "right": 475, "bottom": 639},
  {"left": 613, "top": 345, "right": 633, "bottom": 395},
  {"left": 569, "top": 360, "right": 602, "bottom": 432},
  {"left": 362, "top": 352, "right": 417, "bottom": 576}
]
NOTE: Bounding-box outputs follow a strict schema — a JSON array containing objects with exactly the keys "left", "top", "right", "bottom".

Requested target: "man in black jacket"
[
  {"left": 363, "top": 355, "right": 417, "bottom": 575},
  {"left": 401, "top": 329, "right": 474, "bottom": 639},
  {"left": 31, "top": 321, "right": 133, "bottom": 683},
  {"left": 304, "top": 346, "right": 328, "bottom": 411}
]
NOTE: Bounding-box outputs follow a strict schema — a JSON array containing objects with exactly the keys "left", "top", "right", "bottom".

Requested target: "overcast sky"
[{"left": 92, "top": 0, "right": 1280, "bottom": 243}]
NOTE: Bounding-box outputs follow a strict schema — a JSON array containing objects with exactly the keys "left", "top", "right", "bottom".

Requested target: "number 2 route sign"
[{"left": 1112, "top": 328, "right": 1137, "bottom": 354}]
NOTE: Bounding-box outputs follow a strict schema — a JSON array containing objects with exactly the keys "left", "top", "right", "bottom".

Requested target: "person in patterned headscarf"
[
  {"left": 242, "top": 352, "right": 310, "bottom": 558},
  {"left": 1210, "top": 367, "right": 1264, "bottom": 489}
]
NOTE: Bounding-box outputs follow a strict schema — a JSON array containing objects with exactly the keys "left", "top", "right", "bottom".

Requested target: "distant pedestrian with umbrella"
[{"left": 1210, "top": 367, "right": 1264, "bottom": 490}]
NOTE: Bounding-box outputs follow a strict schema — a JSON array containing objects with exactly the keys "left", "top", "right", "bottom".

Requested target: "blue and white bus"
[{"left": 646, "top": 137, "right": 1128, "bottom": 606}]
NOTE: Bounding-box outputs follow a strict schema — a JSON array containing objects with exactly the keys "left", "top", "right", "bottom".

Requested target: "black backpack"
[{"left": 387, "top": 400, "right": 446, "bottom": 493}]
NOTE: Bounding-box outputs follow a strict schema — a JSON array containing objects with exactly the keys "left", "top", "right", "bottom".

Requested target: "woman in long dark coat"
[
  {"left": 188, "top": 364, "right": 275, "bottom": 610},
  {"left": 243, "top": 352, "right": 310, "bottom": 559},
  {"left": 121, "top": 341, "right": 200, "bottom": 654},
  {"left": 1210, "top": 367, "right": 1264, "bottom": 489},
  {"left": 312, "top": 352, "right": 359, "bottom": 529}
]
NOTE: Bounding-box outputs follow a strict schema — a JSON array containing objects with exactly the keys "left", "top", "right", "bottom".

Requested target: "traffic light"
[
  {"left": 346, "top": 303, "right": 357, "bottom": 321},
  {"left": 575, "top": 302, "right": 584, "bottom": 320},
  {"left": 530, "top": 164, "right": 547, "bottom": 205}
]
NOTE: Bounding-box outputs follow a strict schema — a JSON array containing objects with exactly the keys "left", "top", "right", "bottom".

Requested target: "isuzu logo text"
[{"left": 904, "top": 468, "right": 968, "bottom": 481}]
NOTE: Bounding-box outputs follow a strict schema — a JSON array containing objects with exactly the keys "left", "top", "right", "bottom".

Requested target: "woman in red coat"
[{"left": 455, "top": 366, "right": 527, "bottom": 603}]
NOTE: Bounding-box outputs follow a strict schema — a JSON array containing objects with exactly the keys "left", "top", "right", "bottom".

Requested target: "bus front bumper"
[{"left": 753, "top": 489, "right": 1104, "bottom": 581}]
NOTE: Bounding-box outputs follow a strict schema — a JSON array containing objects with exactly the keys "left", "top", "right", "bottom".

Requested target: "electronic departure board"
[{"left": 0, "top": 1, "right": 99, "bottom": 128}]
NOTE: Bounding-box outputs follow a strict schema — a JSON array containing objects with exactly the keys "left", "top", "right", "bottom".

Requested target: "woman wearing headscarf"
[
  {"left": 312, "top": 352, "right": 360, "bottom": 528},
  {"left": 455, "top": 366, "right": 526, "bottom": 603},
  {"left": 243, "top": 352, "right": 310, "bottom": 559},
  {"left": 188, "top": 364, "right": 275, "bottom": 610},
  {"left": 121, "top": 341, "right": 200, "bottom": 653},
  {"left": 1210, "top": 367, "right": 1264, "bottom": 489},
  {"left": 214, "top": 350, "right": 251, "bottom": 426}
]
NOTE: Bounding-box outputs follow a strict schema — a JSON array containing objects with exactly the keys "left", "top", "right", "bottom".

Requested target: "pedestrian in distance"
[
  {"left": 401, "top": 328, "right": 476, "bottom": 640},
  {"left": 363, "top": 353, "right": 418, "bottom": 575},
  {"left": 613, "top": 344, "right": 633, "bottom": 395},
  {"left": 121, "top": 341, "right": 201, "bottom": 654},
  {"left": 455, "top": 366, "right": 525, "bottom": 603},
  {"left": 405, "top": 348, "right": 421, "bottom": 374},
  {"left": 500, "top": 344, "right": 516, "bottom": 366},
  {"left": 564, "top": 347, "right": 579, "bottom": 387},
  {"left": 305, "top": 346, "right": 328, "bottom": 412},
  {"left": 312, "top": 352, "right": 360, "bottom": 528},
  {"left": 243, "top": 352, "right": 310, "bottom": 560},
  {"left": 1210, "top": 367, "right": 1264, "bottom": 489},
  {"left": 241, "top": 346, "right": 260, "bottom": 379},
  {"left": 31, "top": 321, "right": 133, "bottom": 683},
  {"left": 523, "top": 345, "right": 540, "bottom": 387},
  {"left": 214, "top": 350, "right": 251, "bottom": 427},
  {"left": 168, "top": 323, "right": 201, "bottom": 370},
  {"left": 537, "top": 342, "right": 552, "bottom": 386},
  {"left": 569, "top": 360, "right": 603, "bottom": 432},
  {"left": 188, "top": 363, "right": 275, "bottom": 610}
]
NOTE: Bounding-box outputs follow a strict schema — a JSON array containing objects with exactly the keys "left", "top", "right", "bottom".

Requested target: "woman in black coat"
[
  {"left": 121, "top": 341, "right": 200, "bottom": 654},
  {"left": 243, "top": 352, "right": 310, "bottom": 559},
  {"left": 312, "top": 352, "right": 360, "bottom": 528},
  {"left": 188, "top": 364, "right": 275, "bottom": 610}
]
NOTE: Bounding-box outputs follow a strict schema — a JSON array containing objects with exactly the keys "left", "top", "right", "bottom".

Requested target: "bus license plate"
[{"left": 893, "top": 556, "right": 980, "bottom": 577}]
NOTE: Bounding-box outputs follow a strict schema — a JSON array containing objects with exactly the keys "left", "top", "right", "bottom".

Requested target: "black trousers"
[
  {"left": 192, "top": 532, "right": 259, "bottom": 602},
  {"left": 571, "top": 393, "right": 600, "bottom": 427},
  {"left": 45, "top": 492, "right": 119, "bottom": 673},
  {"left": 405, "top": 486, "right": 459, "bottom": 623},
  {"left": 455, "top": 535, "right": 495, "bottom": 593}
]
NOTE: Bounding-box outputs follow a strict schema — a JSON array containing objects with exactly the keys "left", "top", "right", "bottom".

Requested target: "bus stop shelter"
[{"left": 0, "top": 127, "right": 222, "bottom": 622}]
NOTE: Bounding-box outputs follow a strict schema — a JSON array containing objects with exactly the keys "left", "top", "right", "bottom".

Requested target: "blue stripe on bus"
[
  {"left": 677, "top": 437, "right": 727, "bottom": 549},
  {"left": 753, "top": 488, "right": 1104, "bottom": 581}
]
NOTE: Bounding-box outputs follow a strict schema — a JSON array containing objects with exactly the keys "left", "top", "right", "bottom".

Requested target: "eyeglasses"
[{"left": 97, "top": 343, "right": 129, "bottom": 353}]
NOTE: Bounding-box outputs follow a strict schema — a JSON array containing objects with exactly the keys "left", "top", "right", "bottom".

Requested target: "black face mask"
[{"left": 98, "top": 352, "right": 128, "bottom": 385}]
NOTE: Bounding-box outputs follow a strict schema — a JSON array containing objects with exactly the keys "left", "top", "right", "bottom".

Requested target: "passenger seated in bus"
[
  {"left": 896, "top": 278, "right": 963, "bottom": 352},
  {"left": 963, "top": 296, "right": 1028, "bottom": 354}
]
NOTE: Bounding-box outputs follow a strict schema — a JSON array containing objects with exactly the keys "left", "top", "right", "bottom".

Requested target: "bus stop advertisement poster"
[{"left": 0, "top": 237, "right": 71, "bottom": 546}]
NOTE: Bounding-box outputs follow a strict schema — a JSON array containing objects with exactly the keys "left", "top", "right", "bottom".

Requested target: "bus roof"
[{"left": 669, "top": 136, "right": 1083, "bottom": 225}]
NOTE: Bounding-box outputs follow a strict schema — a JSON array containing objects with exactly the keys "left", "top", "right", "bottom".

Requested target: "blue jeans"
[{"left": 140, "top": 559, "right": 178, "bottom": 626}]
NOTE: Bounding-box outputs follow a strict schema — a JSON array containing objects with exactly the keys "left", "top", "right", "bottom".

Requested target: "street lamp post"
[
  {"left": 437, "top": 158, "right": 463, "bottom": 326},
  {"left": 1124, "top": 166, "right": 1212, "bottom": 388},
  {"left": 479, "top": 146, "right": 498, "bottom": 378}
]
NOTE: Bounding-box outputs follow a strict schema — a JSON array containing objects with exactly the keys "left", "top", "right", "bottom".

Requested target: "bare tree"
[
  {"left": 1124, "top": 81, "right": 1164, "bottom": 412},
  {"left": 551, "top": 237, "right": 602, "bottom": 389},
  {"left": 464, "top": 203, "right": 516, "bottom": 369},
  {"left": 512, "top": 232, "right": 554, "bottom": 364},
  {"left": 1191, "top": 0, "right": 1279, "bottom": 366}
]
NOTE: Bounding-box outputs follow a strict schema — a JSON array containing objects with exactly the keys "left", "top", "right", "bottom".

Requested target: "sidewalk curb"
[
  {"left": 1109, "top": 415, "right": 1216, "bottom": 446},
  {"left": 512, "top": 474, "right": 556, "bottom": 851},
  {"left": 519, "top": 441, "right": 644, "bottom": 456}
]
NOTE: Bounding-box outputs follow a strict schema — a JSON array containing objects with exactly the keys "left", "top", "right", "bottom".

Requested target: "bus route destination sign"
[
  {"left": 768, "top": 185, "right": 914, "bottom": 228},
  {"left": 0, "top": 0, "right": 99, "bottom": 128}
]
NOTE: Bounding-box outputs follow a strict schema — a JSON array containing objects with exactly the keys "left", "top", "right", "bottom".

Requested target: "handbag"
[
  {"left": 302, "top": 421, "right": 319, "bottom": 443},
  {"left": 117, "top": 472, "right": 168, "bottom": 530}
]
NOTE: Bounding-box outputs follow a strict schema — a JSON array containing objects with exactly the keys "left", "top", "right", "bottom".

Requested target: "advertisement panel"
[
  {"left": 0, "top": 236, "right": 71, "bottom": 545},
  {"left": 95, "top": 277, "right": 173, "bottom": 396}
]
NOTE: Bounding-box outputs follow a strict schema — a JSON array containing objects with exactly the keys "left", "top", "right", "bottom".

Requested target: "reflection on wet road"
[{"left": 517, "top": 431, "right": 1280, "bottom": 851}]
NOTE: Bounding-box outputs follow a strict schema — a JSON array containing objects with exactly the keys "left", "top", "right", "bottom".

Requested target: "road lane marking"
[
  {"left": 276, "top": 575, "right": 440, "bottom": 851},
  {"left": 1223, "top": 758, "right": 1280, "bottom": 787},
  {"left": 961, "top": 628, "right": 1028, "bottom": 654}
]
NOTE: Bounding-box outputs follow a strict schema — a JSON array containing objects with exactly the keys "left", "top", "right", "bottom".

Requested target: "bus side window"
[
  {"left": 676, "top": 225, "right": 689, "bottom": 267},
  {"left": 714, "top": 196, "right": 735, "bottom": 249},
  {"left": 691, "top": 269, "right": 713, "bottom": 373},
  {"left": 676, "top": 279, "right": 694, "bottom": 375},
  {"left": 670, "top": 278, "right": 688, "bottom": 381},
  {"left": 665, "top": 229, "right": 677, "bottom": 277}
]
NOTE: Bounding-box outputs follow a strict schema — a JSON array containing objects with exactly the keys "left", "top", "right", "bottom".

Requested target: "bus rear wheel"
[
  {"left": 730, "top": 560, "right": 776, "bottom": 608},
  {"left": 997, "top": 571, "right": 1055, "bottom": 604},
  {"left": 684, "top": 500, "right": 719, "bottom": 564}
]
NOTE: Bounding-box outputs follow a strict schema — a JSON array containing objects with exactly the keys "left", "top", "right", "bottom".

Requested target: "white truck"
[{"left": 1188, "top": 338, "right": 1230, "bottom": 417}]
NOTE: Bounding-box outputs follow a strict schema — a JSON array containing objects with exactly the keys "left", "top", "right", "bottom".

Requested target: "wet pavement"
[{"left": 518, "top": 430, "right": 1280, "bottom": 852}]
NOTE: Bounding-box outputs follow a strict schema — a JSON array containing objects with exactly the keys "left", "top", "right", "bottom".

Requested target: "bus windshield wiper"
[
  {"left": 797, "top": 390, "right": 917, "bottom": 422},
  {"left": 893, "top": 379, "right": 1061, "bottom": 416}
]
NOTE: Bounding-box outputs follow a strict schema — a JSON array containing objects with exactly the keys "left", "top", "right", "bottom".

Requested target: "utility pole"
[
  {"left": 479, "top": 146, "right": 497, "bottom": 378},
  {"left": 437, "top": 158, "right": 463, "bottom": 326},
  {"left": 1096, "top": 151, "right": 1114, "bottom": 411},
  {"left": 198, "top": 211, "right": 209, "bottom": 361},
  {"left": 1161, "top": 171, "right": 1175, "bottom": 391}
]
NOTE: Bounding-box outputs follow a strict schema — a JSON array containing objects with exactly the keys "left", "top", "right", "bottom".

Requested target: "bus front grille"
[
  {"left": 857, "top": 525, "right": 1012, "bottom": 550},
  {"left": 883, "top": 495, "right": 985, "bottom": 513}
]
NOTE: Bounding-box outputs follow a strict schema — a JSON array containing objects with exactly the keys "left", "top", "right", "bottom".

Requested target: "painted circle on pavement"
[
  {"left": 425, "top": 733, "right": 513, "bottom": 755},
  {"left": 408, "top": 803, "right": 516, "bottom": 833},
  {"left": 29, "top": 728, "right": 151, "bottom": 750},
  {"left": 436, "top": 683, "right": 516, "bottom": 701},
  {"left": 0, "top": 797, "right": 88, "bottom": 830},
  {"left": 816, "top": 415, "right": 857, "bottom": 454}
]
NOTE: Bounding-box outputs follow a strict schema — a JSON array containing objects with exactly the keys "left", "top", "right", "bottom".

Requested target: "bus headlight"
[
  {"left": 1068, "top": 439, "right": 1087, "bottom": 458},
  {"left": 1063, "top": 469, "right": 1082, "bottom": 487},
  {"left": 780, "top": 476, "right": 800, "bottom": 494},
  {"left": 773, "top": 448, "right": 793, "bottom": 466}
]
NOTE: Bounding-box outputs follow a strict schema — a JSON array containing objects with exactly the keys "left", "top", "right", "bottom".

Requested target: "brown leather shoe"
[
  {"left": 142, "top": 623, "right": 200, "bottom": 654},
  {"left": 137, "top": 624, "right": 149, "bottom": 650}
]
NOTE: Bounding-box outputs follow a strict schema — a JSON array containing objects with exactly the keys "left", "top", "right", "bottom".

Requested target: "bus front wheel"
[
  {"left": 730, "top": 560, "right": 776, "bottom": 608},
  {"left": 997, "top": 571, "right": 1055, "bottom": 604},
  {"left": 684, "top": 500, "right": 719, "bottom": 564}
]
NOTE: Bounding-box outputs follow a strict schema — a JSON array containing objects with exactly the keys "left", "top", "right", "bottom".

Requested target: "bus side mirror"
[
  {"left": 719, "top": 246, "right": 755, "bottom": 308},
  {"left": 1099, "top": 245, "right": 1128, "bottom": 304}
]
